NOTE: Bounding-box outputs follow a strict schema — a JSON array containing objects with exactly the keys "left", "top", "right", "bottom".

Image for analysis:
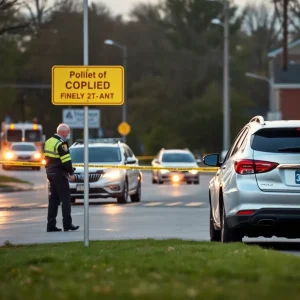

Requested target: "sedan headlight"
[
  {"left": 160, "top": 169, "right": 169, "bottom": 174},
  {"left": 189, "top": 170, "right": 198, "bottom": 175},
  {"left": 4, "top": 152, "right": 14, "bottom": 160},
  {"left": 33, "top": 152, "right": 41, "bottom": 159},
  {"left": 102, "top": 170, "right": 122, "bottom": 179}
]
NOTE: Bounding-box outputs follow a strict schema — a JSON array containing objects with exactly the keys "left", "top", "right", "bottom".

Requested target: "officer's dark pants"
[{"left": 47, "top": 172, "right": 72, "bottom": 229}]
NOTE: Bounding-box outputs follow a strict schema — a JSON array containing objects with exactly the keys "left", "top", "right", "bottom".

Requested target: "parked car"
[
  {"left": 2, "top": 142, "right": 43, "bottom": 170},
  {"left": 204, "top": 116, "right": 300, "bottom": 242},
  {"left": 151, "top": 148, "right": 199, "bottom": 184},
  {"left": 67, "top": 138, "right": 142, "bottom": 204}
]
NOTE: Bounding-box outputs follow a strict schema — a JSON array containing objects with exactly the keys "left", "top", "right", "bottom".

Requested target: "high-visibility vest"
[{"left": 44, "top": 137, "right": 71, "bottom": 163}]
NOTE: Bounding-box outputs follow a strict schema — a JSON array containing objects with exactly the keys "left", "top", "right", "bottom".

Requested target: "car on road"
[
  {"left": 204, "top": 116, "right": 300, "bottom": 243},
  {"left": 67, "top": 138, "right": 142, "bottom": 204},
  {"left": 2, "top": 142, "right": 44, "bottom": 170},
  {"left": 151, "top": 148, "right": 199, "bottom": 184}
]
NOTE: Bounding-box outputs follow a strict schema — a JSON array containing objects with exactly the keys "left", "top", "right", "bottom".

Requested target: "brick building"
[{"left": 268, "top": 39, "right": 300, "bottom": 120}]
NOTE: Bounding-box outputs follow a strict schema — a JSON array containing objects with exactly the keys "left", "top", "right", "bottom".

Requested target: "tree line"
[{"left": 0, "top": 0, "right": 298, "bottom": 155}]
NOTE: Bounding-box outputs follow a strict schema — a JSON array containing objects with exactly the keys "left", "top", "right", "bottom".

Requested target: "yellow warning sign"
[
  {"left": 52, "top": 66, "right": 124, "bottom": 105},
  {"left": 118, "top": 122, "right": 131, "bottom": 136}
]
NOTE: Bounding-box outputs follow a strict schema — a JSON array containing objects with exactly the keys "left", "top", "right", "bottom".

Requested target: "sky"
[
  {"left": 47, "top": 0, "right": 265, "bottom": 17},
  {"left": 105, "top": 0, "right": 262, "bottom": 16}
]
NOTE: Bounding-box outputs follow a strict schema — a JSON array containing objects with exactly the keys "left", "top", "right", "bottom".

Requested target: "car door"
[
  {"left": 151, "top": 152, "right": 161, "bottom": 180},
  {"left": 124, "top": 145, "right": 139, "bottom": 191}
]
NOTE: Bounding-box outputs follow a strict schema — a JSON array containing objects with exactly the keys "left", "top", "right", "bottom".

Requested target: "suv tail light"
[
  {"left": 237, "top": 210, "right": 256, "bottom": 215},
  {"left": 234, "top": 159, "right": 278, "bottom": 175}
]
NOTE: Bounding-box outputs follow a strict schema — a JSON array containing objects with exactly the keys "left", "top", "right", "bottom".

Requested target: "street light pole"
[
  {"left": 223, "top": 0, "right": 230, "bottom": 151},
  {"left": 209, "top": 0, "right": 230, "bottom": 151},
  {"left": 104, "top": 39, "right": 127, "bottom": 143}
]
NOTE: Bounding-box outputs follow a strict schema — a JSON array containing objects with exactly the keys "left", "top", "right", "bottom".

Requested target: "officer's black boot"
[
  {"left": 47, "top": 226, "right": 62, "bottom": 232},
  {"left": 64, "top": 224, "right": 80, "bottom": 232}
]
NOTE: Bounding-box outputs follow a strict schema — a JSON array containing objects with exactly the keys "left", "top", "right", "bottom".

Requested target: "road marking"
[
  {"left": 185, "top": 202, "right": 204, "bottom": 207},
  {"left": 126, "top": 203, "right": 140, "bottom": 206},
  {"left": 14, "top": 203, "right": 39, "bottom": 207},
  {"left": 90, "top": 228, "right": 120, "bottom": 231},
  {"left": 144, "top": 202, "right": 163, "bottom": 206},
  {"left": 15, "top": 216, "right": 44, "bottom": 222},
  {"left": 166, "top": 202, "right": 182, "bottom": 206}
]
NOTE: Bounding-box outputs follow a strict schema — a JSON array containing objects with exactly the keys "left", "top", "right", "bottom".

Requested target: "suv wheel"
[
  {"left": 210, "top": 203, "right": 221, "bottom": 242},
  {"left": 131, "top": 181, "right": 141, "bottom": 202},
  {"left": 117, "top": 180, "right": 128, "bottom": 204},
  {"left": 221, "top": 205, "right": 242, "bottom": 243}
]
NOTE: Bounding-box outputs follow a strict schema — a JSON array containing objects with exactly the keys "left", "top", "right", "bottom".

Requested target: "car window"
[
  {"left": 25, "top": 130, "right": 41, "bottom": 142},
  {"left": 7, "top": 130, "right": 22, "bottom": 142},
  {"left": 161, "top": 152, "right": 195, "bottom": 163},
  {"left": 70, "top": 147, "right": 121, "bottom": 163},
  {"left": 124, "top": 146, "right": 134, "bottom": 158},
  {"left": 231, "top": 128, "right": 249, "bottom": 156},
  {"left": 224, "top": 127, "right": 248, "bottom": 161},
  {"left": 251, "top": 128, "right": 300, "bottom": 153},
  {"left": 11, "top": 144, "right": 36, "bottom": 151}
]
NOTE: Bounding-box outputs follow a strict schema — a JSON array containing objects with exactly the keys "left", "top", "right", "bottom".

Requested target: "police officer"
[{"left": 44, "top": 123, "right": 79, "bottom": 232}]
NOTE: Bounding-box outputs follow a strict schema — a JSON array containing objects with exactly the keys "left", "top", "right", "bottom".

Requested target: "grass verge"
[
  {"left": 0, "top": 174, "right": 30, "bottom": 187},
  {"left": 1, "top": 239, "right": 300, "bottom": 299}
]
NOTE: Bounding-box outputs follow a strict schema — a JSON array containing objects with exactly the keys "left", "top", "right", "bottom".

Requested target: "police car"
[{"left": 68, "top": 138, "right": 141, "bottom": 204}]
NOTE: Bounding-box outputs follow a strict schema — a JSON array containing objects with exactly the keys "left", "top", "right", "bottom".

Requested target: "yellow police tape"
[{"left": 0, "top": 161, "right": 219, "bottom": 172}]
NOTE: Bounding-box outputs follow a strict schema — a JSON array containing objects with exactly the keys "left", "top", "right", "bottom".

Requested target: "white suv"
[
  {"left": 204, "top": 116, "right": 300, "bottom": 243},
  {"left": 68, "top": 138, "right": 141, "bottom": 204}
]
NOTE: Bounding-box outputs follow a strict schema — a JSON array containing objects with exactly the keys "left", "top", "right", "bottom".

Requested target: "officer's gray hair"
[{"left": 57, "top": 123, "right": 70, "bottom": 134}]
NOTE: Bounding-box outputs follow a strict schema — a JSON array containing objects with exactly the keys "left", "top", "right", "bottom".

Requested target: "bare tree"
[
  {"left": 242, "top": 2, "right": 281, "bottom": 71},
  {"left": 0, "top": 0, "right": 29, "bottom": 35}
]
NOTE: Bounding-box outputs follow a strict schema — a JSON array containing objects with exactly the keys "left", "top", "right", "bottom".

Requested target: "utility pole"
[
  {"left": 223, "top": 0, "right": 230, "bottom": 151},
  {"left": 282, "top": 0, "right": 289, "bottom": 71},
  {"left": 19, "top": 95, "right": 26, "bottom": 122}
]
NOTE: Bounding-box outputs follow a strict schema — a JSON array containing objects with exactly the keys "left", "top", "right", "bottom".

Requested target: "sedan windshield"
[
  {"left": 11, "top": 144, "right": 36, "bottom": 151},
  {"left": 70, "top": 147, "right": 122, "bottom": 163},
  {"left": 162, "top": 152, "right": 195, "bottom": 163}
]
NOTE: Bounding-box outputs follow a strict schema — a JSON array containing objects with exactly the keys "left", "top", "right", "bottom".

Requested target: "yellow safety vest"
[{"left": 44, "top": 137, "right": 71, "bottom": 163}]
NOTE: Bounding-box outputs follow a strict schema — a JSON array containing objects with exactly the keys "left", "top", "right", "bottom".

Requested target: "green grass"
[
  {"left": 0, "top": 175, "right": 30, "bottom": 186},
  {"left": 1, "top": 239, "right": 300, "bottom": 299}
]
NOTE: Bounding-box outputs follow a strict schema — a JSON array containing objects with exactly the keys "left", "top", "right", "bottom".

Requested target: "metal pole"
[
  {"left": 83, "top": 0, "right": 89, "bottom": 247},
  {"left": 123, "top": 46, "right": 127, "bottom": 143},
  {"left": 223, "top": 0, "right": 230, "bottom": 151},
  {"left": 268, "top": 60, "right": 274, "bottom": 113},
  {"left": 282, "top": 0, "right": 288, "bottom": 71}
]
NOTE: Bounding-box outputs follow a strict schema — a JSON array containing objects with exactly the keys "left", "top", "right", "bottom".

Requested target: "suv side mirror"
[
  {"left": 126, "top": 157, "right": 136, "bottom": 164},
  {"left": 203, "top": 154, "right": 221, "bottom": 167}
]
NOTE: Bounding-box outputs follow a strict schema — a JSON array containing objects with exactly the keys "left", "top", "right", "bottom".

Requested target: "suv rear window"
[
  {"left": 70, "top": 147, "right": 121, "bottom": 163},
  {"left": 252, "top": 128, "right": 300, "bottom": 153}
]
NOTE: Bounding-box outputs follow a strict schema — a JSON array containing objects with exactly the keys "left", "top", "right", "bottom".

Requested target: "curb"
[{"left": 0, "top": 183, "right": 45, "bottom": 193}]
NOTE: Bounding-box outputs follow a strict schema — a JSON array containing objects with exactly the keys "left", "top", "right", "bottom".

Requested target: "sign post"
[
  {"left": 83, "top": 0, "right": 89, "bottom": 247},
  {"left": 51, "top": 0, "right": 124, "bottom": 247}
]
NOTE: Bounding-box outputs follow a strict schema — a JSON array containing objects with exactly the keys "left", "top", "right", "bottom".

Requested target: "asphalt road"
[{"left": 0, "top": 167, "right": 300, "bottom": 256}]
